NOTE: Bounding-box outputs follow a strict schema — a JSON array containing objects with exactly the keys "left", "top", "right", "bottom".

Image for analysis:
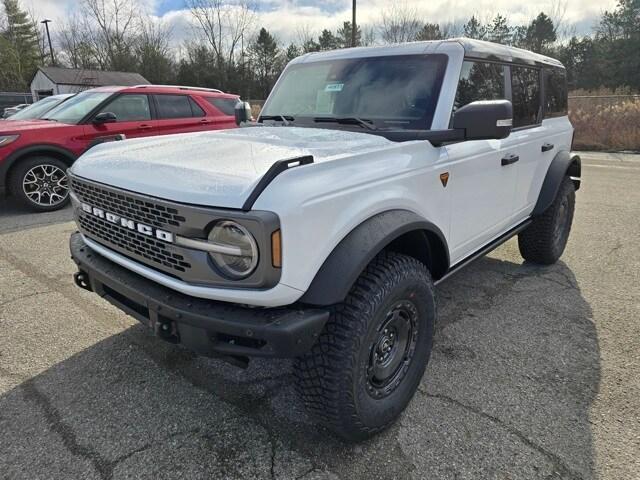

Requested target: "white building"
[{"left": 30, "top": 67, "right": 149, "bottom": 100}]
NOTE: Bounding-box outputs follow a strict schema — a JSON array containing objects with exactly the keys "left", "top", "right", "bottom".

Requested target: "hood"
[
  {"left": 0, "top": 119, "right": 69, "bottom": 133},
  {"left": 70, "top": 126, "right": 392, "bottom": 208}
]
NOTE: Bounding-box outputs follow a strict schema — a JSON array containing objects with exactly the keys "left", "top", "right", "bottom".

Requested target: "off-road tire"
[
  {"left": 9, "top": 156, "right": 70, "bottom": 212},
  {"left": 518, "top": 176, "right": 575, "bottom": 264},
  {"left": 294, "top": 252, "right": 436, "bottom": 441}
]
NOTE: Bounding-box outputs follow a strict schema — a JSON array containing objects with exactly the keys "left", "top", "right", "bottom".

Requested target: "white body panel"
[{"left": 73, "top": 40, "right": 575, "bottom": 307}]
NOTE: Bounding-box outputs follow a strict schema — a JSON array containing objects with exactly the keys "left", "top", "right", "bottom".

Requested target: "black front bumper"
[{"left": 70, "top": 233, "right": 329, "bottom": 359}]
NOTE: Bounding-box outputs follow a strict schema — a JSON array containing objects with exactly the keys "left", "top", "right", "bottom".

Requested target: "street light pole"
[
  {"left": 41, "top": 19, "right": 54, "bottom": 65},
  {"left": 351, "top": 0, "right": 356, "bottom": 47}
]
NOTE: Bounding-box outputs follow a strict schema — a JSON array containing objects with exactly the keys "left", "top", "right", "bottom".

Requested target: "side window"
[
  {"left": 189, "top": 97, "right": 205, "bottom": 117},
  {"left": 454, "top": 61, "right": 505, "bottom": 110},
  {"left": 98, "top": 94, "right": 151, "bottom": 122},
  {"left": 206, "top": 97, "right": 238, "bottom": 116},
  {"left": 511, "top": 66, "right": 542, "bottom": 127},
  {"left": 155, "top": 95, "right": 194, "bottom": 119},
  {"left": 544, "top": 68, "right": 568, "bottom": 118}
]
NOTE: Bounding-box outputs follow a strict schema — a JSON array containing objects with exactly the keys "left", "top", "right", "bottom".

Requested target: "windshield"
[
  {"left": 261, "top": 54, "right": 448, "bottom": 130},
  {"left": 45, "top": 91, "right": 112, "bottom": 124},
  {"left": 9, "top": 96, "right": 69, "bottom": 121}
]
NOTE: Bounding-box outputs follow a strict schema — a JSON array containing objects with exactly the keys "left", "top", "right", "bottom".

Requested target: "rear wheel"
[
  {"left": 518, "top": 176, "right": 575, "bottom": 264},
  {"left": 294, "top": 252, "right": 436, "bottom": 441},
  {"left": 9, "top": 156, "right": 70, "bottom": 212}
]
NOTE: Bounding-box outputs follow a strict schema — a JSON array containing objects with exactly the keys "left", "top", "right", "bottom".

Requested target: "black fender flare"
[
  {"left": 299, "top": 209, "right": 449, "bottom": 306},
  {"left": 0, "top": 144, "right": 77, "bottom": 191},
  {"left": 532, "top": 151, "right": 581, "bottom": 216}
]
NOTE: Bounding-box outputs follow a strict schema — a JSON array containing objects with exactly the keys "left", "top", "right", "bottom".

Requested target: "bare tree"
[
  {"left": 57, "top": 14, "right": 99, "bottom": 69},
  {"left": 547, "top": 0, "right": 570, "bottom": 40},
  {"left": 136, "top": 16, "right": 175, "bottom": 83},
  {"left": 186, "top": 0, "right": 255, "bottom": 68},
  {"left": 378, "top": 3, "right": 422, "bottom": 44},
  {"left": 81, "top": 0, "right": 139, "bottom": 71}
]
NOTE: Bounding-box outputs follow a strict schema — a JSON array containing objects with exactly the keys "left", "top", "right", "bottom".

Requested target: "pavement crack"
[
  {"left": 421, "top": 389, "right": 584, "bottom": 480},
  {"left": 21, "top": 380, "right": 112, "bottom": 480},
  {"left": 0, "top": 290, "right": 52, "bottom": 309}
]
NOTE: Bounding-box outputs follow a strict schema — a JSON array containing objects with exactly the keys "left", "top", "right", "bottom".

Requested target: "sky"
[{"left": 25, "top": 0, "right": 619, "bottom": 48}]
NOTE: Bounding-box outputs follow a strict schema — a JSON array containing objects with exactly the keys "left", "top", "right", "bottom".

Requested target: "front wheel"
[
  {"left": 294, "top": 252, "right": 436, "bottom": 441},
  {"left": 9, "top": 156, "right": 70, "bottom": 212}
]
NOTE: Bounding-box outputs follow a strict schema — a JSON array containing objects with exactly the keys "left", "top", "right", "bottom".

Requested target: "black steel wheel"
[
  {"left": 366, "top": 300, "right": 419, "bottom": 399},
  {"left": 295, "top": 252, "right": 436, "bottom": 441}
]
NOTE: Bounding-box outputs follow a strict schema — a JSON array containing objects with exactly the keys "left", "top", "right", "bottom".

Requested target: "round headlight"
[{"left": 208, "top": 220, "right": 258, "bottom": 279}]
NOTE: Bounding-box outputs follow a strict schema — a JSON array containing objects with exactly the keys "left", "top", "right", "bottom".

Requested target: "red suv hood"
[{"left": 0, "top": 119, "right": 71, "bottom": 133}]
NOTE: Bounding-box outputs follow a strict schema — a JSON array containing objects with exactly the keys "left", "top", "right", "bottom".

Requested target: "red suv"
[{"left": 0, "top": 85, "right": 240, "bottom": 211}]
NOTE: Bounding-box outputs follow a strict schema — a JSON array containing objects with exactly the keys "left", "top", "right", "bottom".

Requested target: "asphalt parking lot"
[{"left": 0, "top": 151, "right": 638, "bottom": 480}]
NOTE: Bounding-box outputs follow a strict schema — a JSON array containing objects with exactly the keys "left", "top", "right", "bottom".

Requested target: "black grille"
[
  {"left": 71, "top": 177, "right": 192, "bottom": 275},
  {"left": 78, "top": 214, "right": 192, "bottom": 273},
  {"left": 70, "top": 177, "right": 186, "bottom": 228}
]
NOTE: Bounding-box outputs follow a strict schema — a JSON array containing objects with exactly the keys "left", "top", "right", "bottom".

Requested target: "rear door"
[
  {"left": 83, "top": 93, "right": 156, "bottom": 147},
  {"left": 505, "top": 65, "right": 551, "bottom": 219},
  {"left": 152, "top": 94, "right": 210, "bottom": 135}
]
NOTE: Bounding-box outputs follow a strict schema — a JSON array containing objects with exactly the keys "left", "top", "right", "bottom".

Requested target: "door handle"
[
  {"left": 138, "top": 124, "right": 153, "bottom": 130},
  {"left": 501, "top": 154, "right": 520, "bottom": 166},
  {"left": 541, "top": 143, "right": 555, "bottom": 152},
  {"left": 200, "top": 118, "right": 211, "bottom": 123}
]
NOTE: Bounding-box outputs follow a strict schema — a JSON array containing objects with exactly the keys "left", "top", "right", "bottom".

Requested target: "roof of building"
[
  {"left": 297, "top": 38, "right": 565, "bottom": 69},
  {"left": 35, "top": 67, "right": 149, "bottom": 87}
]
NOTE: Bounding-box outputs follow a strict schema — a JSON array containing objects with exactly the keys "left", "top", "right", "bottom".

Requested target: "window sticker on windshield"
[{"left": 325, "top": 83, "right": 344, "bottom": 92}]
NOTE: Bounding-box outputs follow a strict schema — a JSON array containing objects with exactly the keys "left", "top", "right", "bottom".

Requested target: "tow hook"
[
  {"left": 155, "top": 319, "right": 179, "bottom": 344},
  {"left": 73, "top": 271, "right": 92, "bottom": 291}
]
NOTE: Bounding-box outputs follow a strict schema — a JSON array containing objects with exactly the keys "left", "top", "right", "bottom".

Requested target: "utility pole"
[
  {"left": 351, "top": 0, "right": 357, "bottom": 47},
  {"left": 41, "top": 19, "right": 55, "bottom": 65}
]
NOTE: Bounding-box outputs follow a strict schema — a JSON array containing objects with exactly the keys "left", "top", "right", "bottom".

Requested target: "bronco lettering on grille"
[{"left": 81, "top": 202, "right": 174, "bottom": 243}]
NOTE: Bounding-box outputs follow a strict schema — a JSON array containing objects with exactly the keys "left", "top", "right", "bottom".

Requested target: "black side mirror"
[
  {"left": 93, "top": 112, "right": 117, "bottom": 124},
  {"left": 453, "top": 100, "right": 513, "bottom": 141},
  {"left": 234, "top": 101, "right": 252, "bottom": 126}
]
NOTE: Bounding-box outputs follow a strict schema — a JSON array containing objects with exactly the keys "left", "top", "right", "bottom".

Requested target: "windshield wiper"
[
  {"left": 313, "top": 117, "right": 377, "bottom": 130},
  {"left": 260, "top": 115, "right": 294, "bottom": 125}
]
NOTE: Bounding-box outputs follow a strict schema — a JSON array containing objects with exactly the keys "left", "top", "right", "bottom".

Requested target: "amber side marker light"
[{"left": 271, "top": 230, "right": 282, "bottom": 268}]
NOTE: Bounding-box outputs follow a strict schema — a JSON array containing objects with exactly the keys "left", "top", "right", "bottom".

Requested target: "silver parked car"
[
  {"left": 2, "top": 104, "right": 30, "bottom": 118},
  {"left": 4, "top": 94, "right": 75, "bottom": 121}
]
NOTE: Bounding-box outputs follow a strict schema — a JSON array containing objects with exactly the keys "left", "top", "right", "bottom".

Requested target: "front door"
[
  {"left": 445, "top": 140, "right": 518, "bottom": 263},
  {"left": 82, "top": 93, "right": 156, "bottom": 150},
  {"left": 444, "top": 60, "right": 519, "bottom": 264}
]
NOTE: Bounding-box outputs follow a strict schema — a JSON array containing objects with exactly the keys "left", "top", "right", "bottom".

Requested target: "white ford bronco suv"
[{"left": 69, "top": 39, "right": 580, "bottom": 441}]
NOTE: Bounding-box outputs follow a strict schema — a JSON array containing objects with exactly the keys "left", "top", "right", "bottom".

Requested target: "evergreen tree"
[
  {"left": 415, "top": 23, "right": 443, "bottom": 41},
  {"left": 285, "top": 43, "right": 301, "bottom": 63},
  {"left": 318, "top": 29, "right": 339, "bottom": 50},
  {"left": 249, "top": 28, "right": 281, "bottom": 98},
  {"left": 0, "top": 0, "right": 40, "bottom": 90},
  {"left": 336, "top": 21, "right": 361, "bottom": 47},
  {"left": 463, "top": 16, "right": 487, "bottom": 40},
  {"left": 488, "top": 14, "right": 512, "bottom": 44},
  {"left": 524, "top": 13, "right": 556, "bottom": 53}
]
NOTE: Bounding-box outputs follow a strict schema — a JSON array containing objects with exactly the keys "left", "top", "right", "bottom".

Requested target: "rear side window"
[
  {"left": 155, "top": 95, "right": 195, "bottom": 119},
  {"left": 544, "top": 68, "right": 568, "bottom": 118},
  {"left": 206, "top": 97, "right": 238, "bottom": 116},
  {"left": 189, "top": 97, "right": 205, "bottom": 117},
  {"left": 511, "top": 66, "right": 541, "bottom": 128},
  {"left": 454, "top": 61, "right": 505, "bottom": 111}
]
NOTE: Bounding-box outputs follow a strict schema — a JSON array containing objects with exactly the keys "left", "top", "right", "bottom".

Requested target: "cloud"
[{"left": 24, "top": 0, "right": 618, "bottom": 49}]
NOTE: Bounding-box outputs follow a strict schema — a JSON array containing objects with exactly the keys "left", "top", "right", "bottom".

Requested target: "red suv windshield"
[{"left": 44, "top": 91, "right": 112, "bottom": 124}]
